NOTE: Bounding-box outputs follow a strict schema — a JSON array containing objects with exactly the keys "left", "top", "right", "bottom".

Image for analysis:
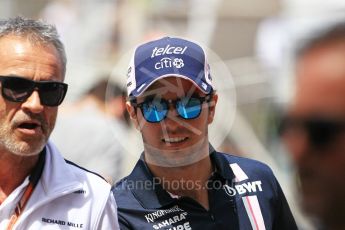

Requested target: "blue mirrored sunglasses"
[{"left": 131, "top": 94, "right": 213, "bottom": 123}]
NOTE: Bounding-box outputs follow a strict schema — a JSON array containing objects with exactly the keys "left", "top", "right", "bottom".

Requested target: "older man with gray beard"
[{"left": 0, "top": 17, "right": 119, "bottom": 229}]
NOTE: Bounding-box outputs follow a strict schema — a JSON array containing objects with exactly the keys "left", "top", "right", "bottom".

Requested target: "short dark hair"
[
  {"left": 0, "top": 16, "right": 66, "bottom": 76},
  {"left": 297, "top": 21, "right": 345, "bottom": 58}
]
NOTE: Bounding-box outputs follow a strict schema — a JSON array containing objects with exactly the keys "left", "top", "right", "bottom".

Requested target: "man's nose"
[
  {"left": 164, "top": 102, "right": 180, "bottom": 122},
  {"left": 21, "top": 90, "right": 44, "bottom": 114},
  {"left": 168, "top": 103, "right": 179, "bottom": 116}
]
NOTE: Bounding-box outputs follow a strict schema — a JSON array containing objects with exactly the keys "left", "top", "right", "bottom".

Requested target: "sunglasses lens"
[
  {"left": 38, "top": 82, "right": 67, "bottom": 106},
  {"left": 138, "top": 95, "right": 208, "bottom": 123},
  {"left": 280, "top": 116, "right": 344, "bottom": 148},
  {"left": 177, "top": 97, "right": 201, "bottom": 119},
  {"left": 0, "top": 77, "right": 67, "bottom": 106},
  {"left": 2, "top": 77, "right": 33, "bottom": 102},
  {"left": 307, "top": 119, "right": 342, "bottom": 147},
  {"left": 142, "top": 99, "right": 168, "bottom": 123}
]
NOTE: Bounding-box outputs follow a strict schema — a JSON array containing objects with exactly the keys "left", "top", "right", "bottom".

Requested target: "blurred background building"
[{"left": 3, "top": 0, "right": 345, "bottom": 228}]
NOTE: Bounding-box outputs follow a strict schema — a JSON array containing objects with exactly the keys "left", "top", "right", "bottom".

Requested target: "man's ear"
[
  {"left": 207, "top": 93, "right": 218, "bottom": 124},
  {"left": 126, "top": 101, "right": 140, "bottom": 130}
]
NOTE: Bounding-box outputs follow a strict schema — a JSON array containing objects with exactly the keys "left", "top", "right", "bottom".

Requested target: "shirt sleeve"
[
  {"left": 96, "top": 193, "right": 120, "bottom": 230},
  {"left": 272, "top": 179, "right": 298, "bottom": 230}
]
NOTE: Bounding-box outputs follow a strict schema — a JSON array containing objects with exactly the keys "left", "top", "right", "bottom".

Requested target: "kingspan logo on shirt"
[
  {"left": 144, "top": 205, "right": 192, "bottom": 230},
  {"left": 151, "top": 44, "right": 188, "bottom": 70}
]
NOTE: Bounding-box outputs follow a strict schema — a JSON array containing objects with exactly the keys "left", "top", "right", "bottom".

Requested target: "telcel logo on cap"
[{"left": 151, "top": 44, "right": 188, "bottom": 58}]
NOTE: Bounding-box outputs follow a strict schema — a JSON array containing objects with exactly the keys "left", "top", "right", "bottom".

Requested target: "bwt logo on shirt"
[
  {"left": 223, "top": 180, "right": 263, "bottom": 197},
  {"left": 155, "top": 58, "right": 185, "bottom": 70}
]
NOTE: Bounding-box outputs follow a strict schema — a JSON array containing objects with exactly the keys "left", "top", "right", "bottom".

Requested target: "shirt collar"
[
  {"left": 127, "top": 145, "right": 236, "bottom": 209},
  {"left": 127, "top": 153, "right": 175, "bottom": 209},
  {"left": 209, "top": 145, "right": 236, "bottom": 181}
]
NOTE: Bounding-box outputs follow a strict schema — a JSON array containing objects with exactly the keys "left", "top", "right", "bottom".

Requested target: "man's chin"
[
  {"left": 303, "top": 197, "right": 345, "bottom": 229},
  {"left": 300, "top": 183, "right": 332, "bottom": 223},
  {"left": 145, "top": 150, "right": 207, "bottom": 167},
  {"left": 6, "top": 139, "right": 46, "bottom": 157},
  {"left": 144, "top": 141, "right": 209, "bottom": 167}
]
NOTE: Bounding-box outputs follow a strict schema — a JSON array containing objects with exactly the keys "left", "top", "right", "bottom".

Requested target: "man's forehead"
[
  {"left": 296, "top": 44, "right": 345, "bottom": 95},
  {"left": 297, "top": 43, "right": 345, "bottom": 80},
  {"left": 292, "top": 46, "right": 345, "bottom": 116}
]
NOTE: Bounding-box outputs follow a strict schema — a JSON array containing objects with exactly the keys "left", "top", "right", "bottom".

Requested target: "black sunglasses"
[
  {"left": 279, "top": 116, "right": 345, "bottom": 148},
  {"left": 0, "top": 76, "right": 68, "bottom": 107},
  {"left": 130, "top": 94, "right": 213, "bottom": 123}
]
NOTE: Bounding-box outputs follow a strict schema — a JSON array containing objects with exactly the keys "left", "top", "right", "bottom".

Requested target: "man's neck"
[
  {"left": 0, "top": 151, "right": 39, "bottom": 204},
  {"left": 147, "top": 155, "right": 213, "bottom": 210}
]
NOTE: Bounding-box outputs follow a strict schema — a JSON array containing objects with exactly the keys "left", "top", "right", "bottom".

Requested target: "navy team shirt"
[{"left": 112, "top": 149, "right": 297, "bottom": 230}]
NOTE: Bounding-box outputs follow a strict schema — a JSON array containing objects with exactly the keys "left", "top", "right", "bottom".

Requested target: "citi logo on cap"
[
  {"left": 155, "top": 57, "right": 185, "bottom": 70},
  {"left": 151, "top": 44, "right": 188, "bottom": 58}
]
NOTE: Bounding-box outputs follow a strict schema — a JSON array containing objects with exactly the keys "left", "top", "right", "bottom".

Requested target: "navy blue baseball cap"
[{"left": 126, "top": 36, "right": 214, "bottom": 97}]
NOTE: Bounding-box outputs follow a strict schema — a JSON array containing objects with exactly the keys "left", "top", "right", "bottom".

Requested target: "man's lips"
[{"left": 15, "top": 120, "right": 43, "bottom": 134}]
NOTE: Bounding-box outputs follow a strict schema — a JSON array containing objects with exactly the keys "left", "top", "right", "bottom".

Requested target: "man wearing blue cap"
[{"left": 113, "top": 37, "right": 297, "bottom": 229}]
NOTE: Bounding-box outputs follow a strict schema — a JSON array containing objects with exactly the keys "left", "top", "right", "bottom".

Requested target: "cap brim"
[{"left": 131, "top": 74, "right": 209, "bottom": 97}]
